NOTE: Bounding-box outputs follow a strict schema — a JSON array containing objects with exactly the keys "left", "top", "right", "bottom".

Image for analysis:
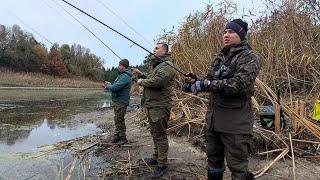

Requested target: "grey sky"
[{"left": 0, "top": 0, "right": 263, "bottom": 68}]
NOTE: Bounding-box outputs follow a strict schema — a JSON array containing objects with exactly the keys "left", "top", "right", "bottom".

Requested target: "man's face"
[
  {"left": 153, "top": 44, "right": 166, "bottom": 57},
  {"left": 223, "top": 29, "right": 241, "bottom": 46},
  {"left": 118, "top": 64, "right": 126, "bottom": 72}
]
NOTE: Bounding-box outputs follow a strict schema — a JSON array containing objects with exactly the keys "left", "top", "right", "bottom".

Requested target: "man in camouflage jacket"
[
  {"left": 185, "top": 19, "right": 261, "bottom": 180},
  {"left": 133, "top": 43, "right": 176, "bottom": 178}
]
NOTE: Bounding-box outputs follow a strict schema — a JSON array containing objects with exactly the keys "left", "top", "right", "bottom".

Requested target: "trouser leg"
[
  {"left": 113, "top": 102, "right": 127, "bottom": 139},
  {"left": 147, "top": 107, "right": 170, "bottom": 166},
  {"left": 206, "top": 129, "right": 225, "bottom": 180},
  {"left": 221, "top": 133, "right": 252, "bottom": 180}
]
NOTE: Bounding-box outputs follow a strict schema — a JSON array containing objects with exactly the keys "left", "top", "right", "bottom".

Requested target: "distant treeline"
[
  {"left": 104, "top": 64, "right": 148, "bottom": 83},
  {"left": 0, "top": 24, "right": 116, "bottom": 81}
]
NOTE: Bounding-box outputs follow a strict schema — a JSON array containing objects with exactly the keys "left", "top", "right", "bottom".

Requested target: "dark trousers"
[{"left": 206, "top": 129, "right": 252, "bottom": 180}]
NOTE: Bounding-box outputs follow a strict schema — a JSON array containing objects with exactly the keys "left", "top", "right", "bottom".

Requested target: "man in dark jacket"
[
  {"left": 103, "top": 59, "right": 132, "bottom": 145},
  {"left": 184, "top": 19, "right": 261, "bottom": 180},
  {"left": 132, "top": 43, "right": 176, "bottom": 178}
]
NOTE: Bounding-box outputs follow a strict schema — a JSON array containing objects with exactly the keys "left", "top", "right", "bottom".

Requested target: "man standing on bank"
[
  {"left": 103, "top": 59, "right": 132, "bottom": 145},
  {"left": 132, "top": 43, "right": 176, "bottom": 178},
  {"left": 184, "top": 19, "right": 261, "bottom": 180}
]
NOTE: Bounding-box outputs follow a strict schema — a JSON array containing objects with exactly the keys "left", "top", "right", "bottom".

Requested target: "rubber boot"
[
  {"left": 145, "top": 158, "right": 158, "bottom": 166},
  {"left": 111, "top": 136, "right": 120, "bottom": 143},
  {"left": 151, "top": 165, "right": 167, "bottom": 179},
  {"left": 246, "top": 172, "right": 254, "bottom": 180},
  {"left": 207, "top": 168, "right": 224, "bottom": 180},
  {"left": 117, "top": 137, "right": 128, "bottom": 145}
]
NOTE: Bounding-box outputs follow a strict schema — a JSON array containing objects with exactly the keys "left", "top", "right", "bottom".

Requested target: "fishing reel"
[
  {"left": 185, "top": 72, "right": 197, "bottom": 81},
  {"left": 102, "top": 81, "right": 111, "bottom": 89},
  {"left": 132, "top": 75, "right": 138, "bottom": 82}
]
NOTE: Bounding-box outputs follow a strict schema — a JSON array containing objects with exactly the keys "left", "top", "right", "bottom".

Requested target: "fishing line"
[
  {"left": 4, "top": 8, "right": 54, "bottom": 46},
  {"left": 53, "top": 0, "right": 122, "bottom": 60},
  {"left": 61, "top": 0, "right": 187, "bottom": 76},
  {"left": 95, "top": 0, "right": 153, "bottom": 46}
]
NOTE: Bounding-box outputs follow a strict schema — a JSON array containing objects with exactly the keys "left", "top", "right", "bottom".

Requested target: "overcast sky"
[{"left": 0, "top": 0, "right": 264, "bottom": 68}]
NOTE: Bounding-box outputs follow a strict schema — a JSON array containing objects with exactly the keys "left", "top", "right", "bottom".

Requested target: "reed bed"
[
  {"left": 167, "top": 1, "right": 320, "bottom": 98},
  {"left": 158, "top": 0, "right": 320, "bottom": 177}
]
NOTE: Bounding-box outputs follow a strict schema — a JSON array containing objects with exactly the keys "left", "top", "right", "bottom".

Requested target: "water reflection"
[
  {"left": 102, "top": 101, "right": 111, "bottom": 108},
  {"left": 0, "top": 119, "right": 99, "bottom": 153},
  {"left": 0, "top": 89, "right": 111, "bottom": 152}
]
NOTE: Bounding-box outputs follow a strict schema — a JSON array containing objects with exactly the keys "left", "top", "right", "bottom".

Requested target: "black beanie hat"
[
  {"left": 225, "top": 19, "right": 248, "bottom": 41},
  {"left": 119, "top": 59, "right": 129, "bottom": 68}
]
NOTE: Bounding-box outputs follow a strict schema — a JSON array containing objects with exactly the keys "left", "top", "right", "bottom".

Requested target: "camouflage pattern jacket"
[
  {"left": 139, "top": 55, "right": 176, "bottom": 109},
  {"left": 205, "top": 41, "right": 261, "bottom": 134}
]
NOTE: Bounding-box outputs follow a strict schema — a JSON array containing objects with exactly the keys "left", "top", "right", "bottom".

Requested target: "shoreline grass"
[{"left": 0, "top": 69, "right": 101, "bottom": 88}]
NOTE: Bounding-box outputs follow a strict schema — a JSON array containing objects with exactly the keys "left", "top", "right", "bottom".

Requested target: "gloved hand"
[
  {"left": 137, "top": 79, "right": 143, "bottom": 85},
  {"left": 190, "top": 81, "right": 201, "bottom": 94},
  {"left": 190, "top": 79, "right": 211, "bottom": 94},
  {"left": 182, "top": 82, "right": 192, "bottom": 92}
]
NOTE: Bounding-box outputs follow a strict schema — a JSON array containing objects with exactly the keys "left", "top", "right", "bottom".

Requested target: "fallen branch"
[
  {"left": 289, "top": 133, "right": 296, "bottom": 180},
  {"left": 257, "top": 148, "right": 287, "bottom": 155},
  {"left": 254, "top": 148, "right": 289, "bottom": 178},
  {"left": 181, "top": 92, "right": 209, "bottom": 102},
  {"left": 66, "top": 157, "right": 78, "bottom": 180}
]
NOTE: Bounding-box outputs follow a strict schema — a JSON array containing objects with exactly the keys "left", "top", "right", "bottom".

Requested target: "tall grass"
[
  {"left": 160, "top": 0, "right": 320, "bottom": 102},
  {"left": 251, "top": 3, "right": 319, "bottom": 97}
]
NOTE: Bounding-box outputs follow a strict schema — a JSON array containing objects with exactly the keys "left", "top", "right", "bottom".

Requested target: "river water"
[{"left": 0, "top": 88, "right": 110, "bottom": 179}]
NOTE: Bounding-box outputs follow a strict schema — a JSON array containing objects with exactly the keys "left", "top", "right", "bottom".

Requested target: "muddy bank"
[{"left": 73, "top": 109, "right": 320, "bottom": 180}]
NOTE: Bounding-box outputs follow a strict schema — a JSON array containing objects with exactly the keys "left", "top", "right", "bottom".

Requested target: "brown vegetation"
[
  {"left": 155, "top": 0, "right": 320, "bottom": 178},
  {"left": 0, "top": 68, "right": 101, "bottom": 88},
  {"left": 158, "top": 0, "right": 320, "bottom": 101}
]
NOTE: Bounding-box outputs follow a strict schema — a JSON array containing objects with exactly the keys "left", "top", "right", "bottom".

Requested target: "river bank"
[
  {"left": 0, "top": 83, "right": 318, "bottom": 179},
  {"left": 70, "top": 109, "right": 320, "bottom": 180},
  {"left": 0, "top": 69, "right": 101, "bottom": 88}
]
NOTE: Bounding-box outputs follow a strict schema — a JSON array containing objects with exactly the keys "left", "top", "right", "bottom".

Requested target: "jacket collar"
[{"left": 220, "top": 41, "right": 251, "bottom": 56}]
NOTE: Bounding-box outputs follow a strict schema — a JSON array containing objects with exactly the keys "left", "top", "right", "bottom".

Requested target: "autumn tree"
[{"left": 0, "top": 24, "right": 105, "bottom": 80}]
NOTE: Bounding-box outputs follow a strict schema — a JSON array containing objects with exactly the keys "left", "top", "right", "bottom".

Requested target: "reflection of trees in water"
[
  {"left": 0, "top": 125, "right": 31, "bottom": 145},
  {"left": 0, "top": 111, "right": 42, "bottom": 146},
  {"left": 0, "top": 95, "right": 102, "bottom": 145},
  {"left": 46, "top": 118, "right": 56, "bottom": 130}
]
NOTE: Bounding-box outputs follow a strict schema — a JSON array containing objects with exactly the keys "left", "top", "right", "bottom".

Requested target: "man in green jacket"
[
  {"left": 132, "top": 43, "right": 176, "bottom": 178},
  {"left": 103, "top": 59, "right": 132, "bottom": 145},
  {"left": 184, "top": 19, "right": 261, "bottom": 180}
]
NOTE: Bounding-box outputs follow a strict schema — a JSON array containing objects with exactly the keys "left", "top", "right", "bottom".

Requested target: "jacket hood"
[{"left": 123, "top": 69, "right": 133, "bottom": 77}]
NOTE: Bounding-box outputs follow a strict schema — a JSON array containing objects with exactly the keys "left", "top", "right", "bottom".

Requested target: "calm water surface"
[{"left": 0, "top": 88, "right": 111, "bottom": 179}]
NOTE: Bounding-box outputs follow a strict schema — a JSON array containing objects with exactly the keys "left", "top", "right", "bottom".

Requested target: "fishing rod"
[
  {"left": 60, "top": 0, "right": 188, "bottom": 77},
  {"left": 53, "top": 0, "right": 122, "bottom": 60}
]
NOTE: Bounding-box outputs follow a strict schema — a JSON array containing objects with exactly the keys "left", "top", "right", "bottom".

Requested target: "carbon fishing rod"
[
  {"left": 60, "top": 0, "right": 188, "bottom": 77},
  {"left": 53, "top": 0, "right": 122, "bottom": 60}
]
